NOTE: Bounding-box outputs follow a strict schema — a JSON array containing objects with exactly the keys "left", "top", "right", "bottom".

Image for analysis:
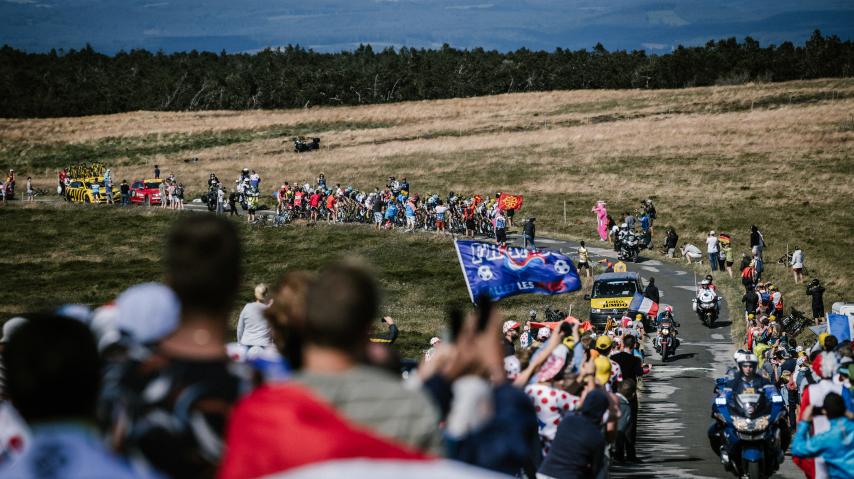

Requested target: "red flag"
[{"left": 497, "top": 193, "right": 523, "bottom": 211}]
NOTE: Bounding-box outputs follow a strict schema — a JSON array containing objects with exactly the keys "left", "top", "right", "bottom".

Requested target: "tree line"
[{"left": 1, "top": 30, "right": 852, "bottom": 118}]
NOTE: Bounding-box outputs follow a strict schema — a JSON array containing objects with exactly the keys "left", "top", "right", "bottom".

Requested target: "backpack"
[{"left": 741, "top": 267, "right": 753, "bottom": 279}]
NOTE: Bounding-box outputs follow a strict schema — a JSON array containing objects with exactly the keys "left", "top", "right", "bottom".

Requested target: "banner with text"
[{"left": 454, "top": 240, "right": 581, "bottom": 303}]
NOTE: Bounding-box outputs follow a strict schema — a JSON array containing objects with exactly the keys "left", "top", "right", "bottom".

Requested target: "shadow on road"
[
  {"left": 710, "top": 320, "right": 732, "bottom": 330},
  {"left": 665, "top": 352, "right": 697, "bottom": 362}
]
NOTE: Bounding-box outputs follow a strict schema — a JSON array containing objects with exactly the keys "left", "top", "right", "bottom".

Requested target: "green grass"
[
  {"left": 0, "top": 120, "right": 392, "bottom": 172},
  {"left": 0, "top": 204, "right": 590, "bottom": 358}
]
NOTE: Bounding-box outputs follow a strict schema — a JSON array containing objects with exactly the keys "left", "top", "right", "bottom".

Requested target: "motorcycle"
[
  {"left": 202, "top": 184, "right": 220, "bottom": 212},
  {"left": 618, "top": 232, "right": 640, "bottom": 262},
  {"left": 293, "top": 137, "right": 320, "bottom": 153},
  {"left": 711, "top": 384, "right": 786, "bottom": 479},
  {"left": 693, "top": 289, "right": 719, "bottom": 327},
  {"left": 780, "top": 308, "right": 810, "bottom": 337},
  {"left": 654, "top": 319, "right": 679, "bottom": 361}
]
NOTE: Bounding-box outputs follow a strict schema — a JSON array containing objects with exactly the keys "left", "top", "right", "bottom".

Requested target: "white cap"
[
  {"left": 537, "top": 327, "right": 551, "bottom": 340},
  {"left": 429, "top": 337, "right": 441, "bottom": 346},
  {"left": 115, "top": 282, "right": 180, "bottom": 344}
]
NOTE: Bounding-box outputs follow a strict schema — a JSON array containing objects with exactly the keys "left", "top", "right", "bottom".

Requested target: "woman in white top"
[
  {"left": 706, "top": 231, "right": 719, "bottom": 272},
  {"left": 790, "top": 246, "right": 804, "bottom": 284}
]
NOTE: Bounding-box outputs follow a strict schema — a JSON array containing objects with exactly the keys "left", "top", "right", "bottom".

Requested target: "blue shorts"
[{"left": 374, "top": 212, "right": 383, "bottom": 224}]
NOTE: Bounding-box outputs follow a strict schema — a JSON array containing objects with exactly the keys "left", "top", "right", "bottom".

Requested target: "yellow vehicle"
[
  {"left": 584, "top": 272, "right": 645, "bottom": 328},
  {"left": 64, "top": 177, "right": 120, "bottom": 204}
]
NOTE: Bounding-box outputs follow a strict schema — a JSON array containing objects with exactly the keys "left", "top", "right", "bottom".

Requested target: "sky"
[{"left": 2, "top": 0, "right": 853, "bottom": 54}]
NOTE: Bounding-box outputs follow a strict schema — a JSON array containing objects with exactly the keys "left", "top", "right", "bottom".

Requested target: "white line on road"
[{"left": 641, "top": 266, "right": 660, "bottom": 272}]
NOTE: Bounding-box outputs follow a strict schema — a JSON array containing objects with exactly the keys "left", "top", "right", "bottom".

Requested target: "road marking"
[
  {"left": 644, "top": 260, "right": 663, "bottom": 266},
  {"left": 641, "top": 266, "right": 660, "bottom": 272},
  {"left": 711, "top": 334, "right": 724, "bottom": 340},
  {"left": 673, "top": 285, "right": 697, "bottom": 291},
  {"left": 672, "top": 270, "right": 688, "bottom": 276}
]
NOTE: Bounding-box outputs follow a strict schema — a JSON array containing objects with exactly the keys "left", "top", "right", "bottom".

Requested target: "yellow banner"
[{"left": 590, "top": 297, "right": 632, "bottom": 309}]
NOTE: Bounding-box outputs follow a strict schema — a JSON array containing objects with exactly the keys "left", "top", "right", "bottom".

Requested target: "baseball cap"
[
  {"left": 594, "top": 356, "right": 612, "bottom": 385},
  {"left": 595, "top": 335, "right": 613, "bottom": 351},
  {"left": 502, "top": 320, "right": 520, "bottom": 335},
  {"left": 537, "top": 327, "right": 551, "bottom": 340},
  {"left": 504, "top": 355, "right": 521, "bottom": 379},
  {"left": 115, "top": 282, "right": 180, "bottom": 344},
  {"left": 429, "top": 337, "right": 441, "bottom": 346},
  {"left": 818, "top": 332, "right": 830, "bottom": 347}
]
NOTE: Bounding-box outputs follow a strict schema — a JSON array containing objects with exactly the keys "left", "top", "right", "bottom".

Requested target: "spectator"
[
  {"left": 791, "top": 246, "right": 805, "bottom": 284},
  {"left": 807, "top": 279, "right": 827, "bottom": 324},
  {"left": 0, "top": 314, "right": 140, "bottom": 478},
  {"left": 664, "top": 228, "right": 679, "bottom": 258},
  {"left": 99, "top": 215, "right": 246, "bottom": 479},
  {"left": 750, "top": 225, "right": 766, "bottom": 259},
  {"left": 502, "top": 320, "right": 519, "bottom": 357},
  {"left": 119, "top": 180, "right": 130, "bottom": 206},
  {"left": 153, "top": 164, "right": 160, "bottom": 179},
  {"left": 538, "top": 388, "right": 609, "bottom": 478},
  {"left": 237, "top": 283, "right": 273, "bottom": 358},
  {"left": 217, "top": 186, "right": 225, "bottom": 214},
  {"left": 614, "top": 378, "right": 637, "bottom": 463},
  {"left": 577, "top": 241, "right": 591, "bottom": 278},
  {"left": 369, "top": 316, "right": 399, "bottom": 344},
  {"left": 790, "top": 393, "right": 853, "bottom": 479},
  {"left": 706, "top": 231, "right": 719, "bottom": 272},
  {"left": 644, "top": 277, "right": 659, "bottom": 304},
  {"left": 682, "top": 243, "right": 702, "bottom": 264},
  {"left": 751, "top": 253, "right": 764, "bottom": 282},
  {"left": 293, "top": 263, "right": 441, "bottom": 453},
  {"left": 228, "top": 188, "right": 239, "bottom": 216},
  {"left": 720, "top": 239, "right": 733, "bottom": 278},
  {"left": 494, "top": 210, "right": 507, "bottom": 246},
  {"left": 158, "top": 180, "right": 167, "bottom": 209},
  {"left": 24, "top": 177, "right": 33, "bottom": 202},
  {"left": 610, "top": 336, "right": 643, "bottom": 462},
  {"left": 523, "top": 217, "right": 536, "bottom": 249}
]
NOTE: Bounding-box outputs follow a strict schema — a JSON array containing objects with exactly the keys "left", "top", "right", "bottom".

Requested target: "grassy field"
[
  {"left": 2, "top": 78, "right": 853, "bottom": 346},
  {"left": 0, "top": 204, "right": 593, "bottom": 357}
]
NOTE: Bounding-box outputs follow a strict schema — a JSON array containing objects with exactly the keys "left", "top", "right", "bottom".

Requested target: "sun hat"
[
  {"left": 595, "top": 335, "right": 613, "bottom": 351},
  {"left": 502, "top": 320, "right": 520, "bottom": 335},
  {"left": 115, "top": 282, "right": 180, "bottom": 344},
  {"left": 594, "top": 356, "right": 612, "bottom": 385}
]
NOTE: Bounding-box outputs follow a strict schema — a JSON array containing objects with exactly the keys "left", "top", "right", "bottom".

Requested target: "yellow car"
[
  {"left": 585, "top": 272, "right": 645, "bottom": 329},
  {"left": 64, "top": 177, "right": 120, "bottom": 204}
]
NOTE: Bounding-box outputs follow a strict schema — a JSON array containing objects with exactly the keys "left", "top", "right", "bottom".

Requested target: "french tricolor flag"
[
  {"left": 218, "top": 383, "right": 506, "bottom": 479},
  {"left": 630, "top": 293, "right": 659, "bottom": 318},
  {"left": 828, "top": 313, "right": 854, "bottom": 342}
]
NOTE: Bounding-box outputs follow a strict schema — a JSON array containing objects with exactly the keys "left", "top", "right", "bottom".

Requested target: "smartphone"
[
  {"left": 476, "top": 294, "right": 492, "bottom": 332},
  {"left": 447, "top": 307, "right": 463, "bottom": 343}
]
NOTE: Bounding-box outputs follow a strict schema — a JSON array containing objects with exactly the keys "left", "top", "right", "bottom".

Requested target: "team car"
[
  {"left": 64, "top": 177, "right": 120, "bottom": 204},
  {"left": 129, "top": 178, "right": 163, "bottom": 206}
]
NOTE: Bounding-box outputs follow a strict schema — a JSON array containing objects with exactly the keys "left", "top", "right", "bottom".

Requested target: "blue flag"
[
  {"left": 454, "top": 240, "right": 581, "bottom": 303},
  {"left": 828, "top": 313, "right": 853, "bottom": 342}
]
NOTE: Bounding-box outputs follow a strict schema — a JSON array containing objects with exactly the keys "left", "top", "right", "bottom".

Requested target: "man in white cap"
[
  {"left": 706, "top": 231, "right": 719, "bottom": 272},
  {"left": 502, "top": 320, "right": 520, "bottom": 357},
  {"left": 424, "top": 337, "right": 441, "bottom": 362},
  {"left": 237, "top": 284, "right": 273, "bottom": 358}
]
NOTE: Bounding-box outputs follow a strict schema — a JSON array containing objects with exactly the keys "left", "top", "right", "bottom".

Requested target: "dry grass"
[{"left": 2, "top": 78, "right": 853, "bottom": 341}]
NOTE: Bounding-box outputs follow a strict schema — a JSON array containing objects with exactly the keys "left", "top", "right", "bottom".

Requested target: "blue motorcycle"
[{"left": 710, "top": 383, "right": 787, "bottom": 479}]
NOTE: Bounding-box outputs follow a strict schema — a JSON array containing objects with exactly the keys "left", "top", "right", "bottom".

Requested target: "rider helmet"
[
  {"left": 663, "top": 305, "right": 673, "bottom": 314},
  {"left": 700, "top": 279, "right": 710, "bottom": 287},
  {"left": 620, "top": 223, "right": 628, "bottom": 230},
  {"left": 733, "top": 350, "right": 758, "bottom": 368},
  {"left": 704, "top": 274, "right": 713, "bottom": 282}
]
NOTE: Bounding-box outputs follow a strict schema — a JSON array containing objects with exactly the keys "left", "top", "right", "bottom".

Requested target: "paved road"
[
  {"left": 50, "top": 200, "right": 802, "bottom": 477},
  {"left": 515, "top": 235, "right": 801, "bottom": 479}
]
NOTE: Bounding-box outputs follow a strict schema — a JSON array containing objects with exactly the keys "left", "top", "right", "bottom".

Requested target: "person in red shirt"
[
  {"left": 309, "top": 190, "right": 321, "bottom": 222},
  {"left": 293, "top": 190, "right": 304, "bottom": 217},
  {"left": 326, "top": 193, "right": 337, "bottom": 222}
]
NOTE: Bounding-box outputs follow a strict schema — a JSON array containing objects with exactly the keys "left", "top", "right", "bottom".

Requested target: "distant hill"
[{"left": 2, "top": 0, "right": 853, "bottom": 53}]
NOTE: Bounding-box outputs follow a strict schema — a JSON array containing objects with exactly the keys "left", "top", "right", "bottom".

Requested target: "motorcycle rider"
[
  {"left": 709, "top": 351, "right": 772, "bottom": 458},
  {"left": 653, "top": 306, "right": 679, "bottom": 353},
  {"left": 208, "top": 173, "right": 220, "bottom": 188},
  {"left": 693, "top": 279, "right": 720, "bottom": 317}
]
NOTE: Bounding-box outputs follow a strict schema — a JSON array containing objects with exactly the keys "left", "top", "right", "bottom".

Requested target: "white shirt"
[
  {"left": 791, "top": 250, "right": 803, "bottom": 269},
  {"left": 0, "top": 422, "right": 143, "bottom": 479},
  {"left": 706, "top": 236, "right": 719, "bottom": 253},
  {"left": 236, "top": 302, "right": 272, "bottom": 347}
]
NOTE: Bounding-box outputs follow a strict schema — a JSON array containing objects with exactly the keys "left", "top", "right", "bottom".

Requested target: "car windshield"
[
  {"left": 592, "top": 280, "right": 637, "bottom": 298},
  {"left": 145, "top": 182, "right": 161, "bottom": 189}
]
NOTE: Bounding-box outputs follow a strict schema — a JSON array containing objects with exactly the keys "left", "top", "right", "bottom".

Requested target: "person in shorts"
[
  {"left": 577, "top": 240, "right": 591, "bottom": 278},
  {"left": 372, "top": 194, "right": 384, "bottom": 229},
  {"left": 91, "top": 181, "right": 101, "bottom": 202},
  {"left": 434, "top": 201, "right": 448, "bottom": 233}
]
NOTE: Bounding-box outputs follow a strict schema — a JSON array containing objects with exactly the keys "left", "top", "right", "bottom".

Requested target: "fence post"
[{"left": 563, "top": 200, "right": 567, "bottom": 225}]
